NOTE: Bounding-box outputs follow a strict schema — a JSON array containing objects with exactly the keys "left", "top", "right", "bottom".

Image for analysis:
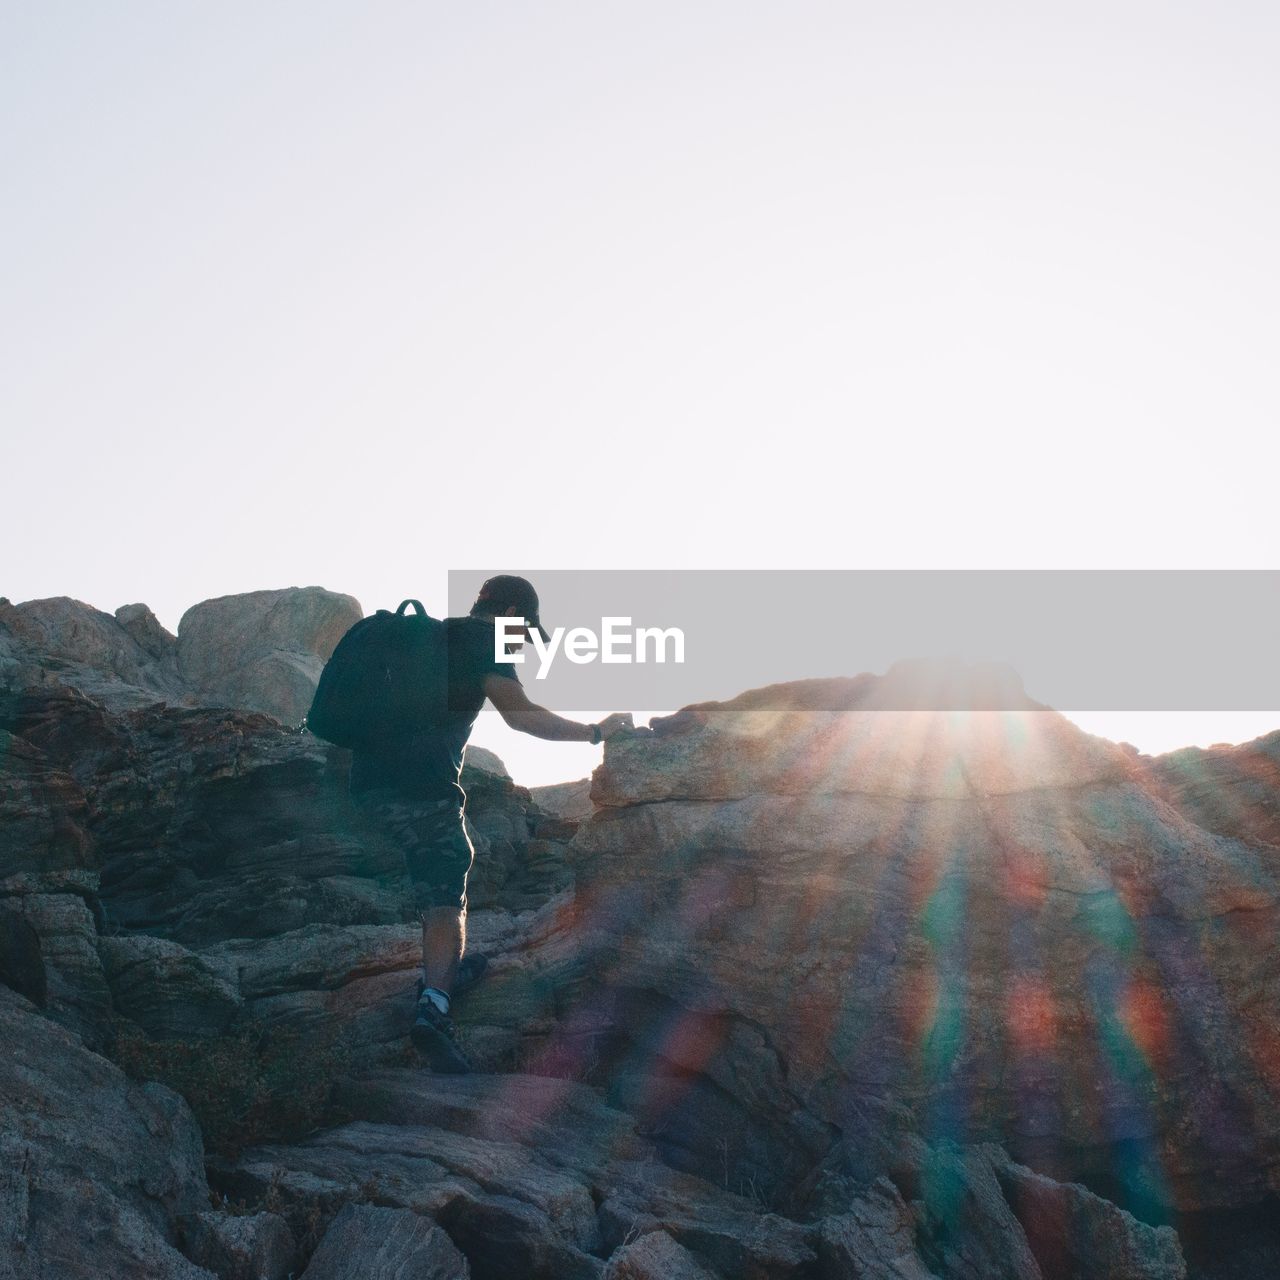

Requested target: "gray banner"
[{"left": 447, "top": 570, "right": 1280, "bottom": 712}]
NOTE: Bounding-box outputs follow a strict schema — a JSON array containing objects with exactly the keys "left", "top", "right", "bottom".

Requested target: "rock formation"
[
  {"left": 175, "top": 587, "right": 362, "bottom": 725},
  {"left": 530, "top": 776, "right": 594, "bottom": 822},
  {"left": 567, "top": 679, "right": 1280, "bottom": 1222},
  {"left": 3, "top": 604, "right": 1278, "bottom": 1278},
  {"left": 0, "top": 586, "right": 361, "bottom": 723},
  {"left": 0, "top": 984, "right": 212, "bottom": 1279},
  {"left": 0, "top": 596, "right": 189, "bottom": 710}
]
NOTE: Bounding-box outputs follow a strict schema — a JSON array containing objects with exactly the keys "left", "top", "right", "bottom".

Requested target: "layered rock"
[
  {"left": 531, "top": 777, "right": 594, "bottom": 823},
  {"left": 3, "top": 647, "right": 1277, "bottom": 1277},
  {"left": 565, "top": 678, "right": 1280, "bottom": 1224},
  {"left": 179, "top": 1211, "right": 295, "bottom": 1280},
  {"left": 0, "top": 587, "right": 362, "bottom": 725},
  {"left": 0, "top": 684, "right": 576, "bottom": 1067},
  {"left": 0, "top": 679, "right": 586, "bottom": 1274},
  {"left": 0, "top": 596, "right": 188, "bottom": 711},
  {"left": 212, "top": 1070, "right": 1185, "bottom": 1280},
  {"left": 0, "top": 986, "right": 213, "bottom": 1279},
  {"left": 299, "top": 1204, "right": 468, "bottom": 1279}
]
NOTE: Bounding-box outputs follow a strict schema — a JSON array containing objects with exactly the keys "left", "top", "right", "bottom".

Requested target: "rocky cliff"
[{"left": 3, "top": 595, "right": 1279, "bottom": 1279}]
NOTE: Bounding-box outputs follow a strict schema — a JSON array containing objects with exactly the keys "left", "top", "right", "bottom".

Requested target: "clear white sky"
[{"left": 3, "top": 3, "right": 1277, "bottom": 783}]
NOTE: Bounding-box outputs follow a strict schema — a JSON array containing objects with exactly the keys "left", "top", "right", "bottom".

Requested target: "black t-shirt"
[{"left": 349, "top": 615, "right": 520, "bottom": 802}]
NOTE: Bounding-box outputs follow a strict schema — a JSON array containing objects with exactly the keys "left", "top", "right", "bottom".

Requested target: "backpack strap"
[{"left": 396, "top": 599, "right": 428, "bottom": 616}]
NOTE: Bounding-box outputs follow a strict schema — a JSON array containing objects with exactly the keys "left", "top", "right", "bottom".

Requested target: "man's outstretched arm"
[{"left": 482, "top": 674, "right": 633, "bottom": 742}]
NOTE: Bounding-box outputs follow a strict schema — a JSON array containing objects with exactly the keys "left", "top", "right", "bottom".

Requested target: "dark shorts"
[{"left": 354, "top": 791, "right": 474, "bottom": 913}]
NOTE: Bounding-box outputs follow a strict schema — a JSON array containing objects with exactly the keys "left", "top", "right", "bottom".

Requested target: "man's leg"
[
  {"left": 421, "top": 904, "right": 463, "bottom": 997},
  {"left": 405, "top": 804, "right": 475, "bottom": 1072},
  {"left": 354, "top": 790, "right": 475, "bottom": 1073}
]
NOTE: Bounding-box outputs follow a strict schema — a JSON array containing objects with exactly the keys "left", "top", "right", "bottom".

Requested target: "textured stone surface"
[
  {"left": 907, "top": 1143, "right": 1043, "bottom": 1280},
  {"left": 115, "top": 603, "right": 179, "bottom": 663},
  {"left": 568, "top": 684, "right": 1280, "bottom": 1217},
  {"left": 0, "top": 687, "right": 394, "bottom": 946},
  {"left": 2, "top": 631, "right": 1274, "bottom": 1278},
  {"left": 214, "top": 1070, "right": 817, "bottom": 1280},
  {"left": 1151, "top": 730, "right": 1280, "bottom": 850},
  {"left": 101, "top": 934, "right": 242, "bottom": 1039},
  {"left": 12, "top": 888, "right": 112, "bottom": 1046},
  {"left": 0, "top": 726, "right": 93, "bottom": 879},
  {"left": 0, "top": 905, "right": 45, "bottom": 1007},
  {"left": 463, "top": 745, "right": 508, "bottom": 777},
  {"left": 215, "top": 1120, "right": 604, "bottom": 1280},
  {"left": 300, "top": 1204, "right": 468, "bottom": 1279},
  {"left": 531, "top": 777, "right": 594, "bottom": 823},
  {"left": 601, "top": 1229, "right": 717, "bottom": 1279},
  {"left": 180, "top": 1210, "right": 295, "bottom": 1280},
  {"left": 989, "top": 1147, "right": 1185, "bottom": 1280},
  {"left": 0, "top": 987, "right": 213, "bottom": 1280},
  {"left": 816, "top": 1177, "right": 937, "bottom": 1279},
  {"left": 1, "top": 587, "right": 363, "bottom": 727},
  {"left": 177, "top": 587, "right": 362, "bottom": 725},
  {"left": 0, "top": 596, "right": 190, "bottom": 710}
]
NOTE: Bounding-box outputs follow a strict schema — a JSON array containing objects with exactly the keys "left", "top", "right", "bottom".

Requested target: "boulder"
[
  {"left": 908, "top": 1143, "right": 1043, "bottom": 1280},
  {"left": 12, "top": 889, "right": 112, "bottom": 1047},
  {"left": 601, "top": 1230, "right": 717, "bottom": 1279},
  {"left": 812, "top": 1147, "right": 1186, "bottom": 1280},
  {"left": 214, "top": 1070, "right": 816, "bottom": 1280},
  {"left": 214, "top": 1119, "right": 603, "bottom": 1280},
  {"left": 100, "top": 935, "right": 242, "bottom": 1039},
  {"left": 115, "top": 603, "right": 179, "bottom": 663},
  {"left": 197, "top": 924, "right": 420, "bottom": 1053},
  {"left": 1151, "top": 729, "right": 1280, "bottom": 849},
  {"left": 816, "top": 1177, "right": 937, "bottom": 1280},
  {"left": 300, "top": 1204, "right": 468, "bottom": 1279},
  {"left": 180, "top": 1211, "right": 295, "bottom": 1280},
  {"left": 590, "top": 678, "right": 1131, "bottom": 807},
  {"left": 460, "top": 763, "right": 576, "bottom": 910},
  {"left": 987, "top": 1147, "right": 1185, "bottom": 1280},
  {"left": 530, "top": 777, "right": 594, "bottom": 823},
  {"left": 0, "top": 596, "right": 189, "bottom": 710},
  {"left": 0, "top": 588, "right": 368, "bottom": 726},
  {"left": 176, "top": 588, "right": 362, "bottom": 725},
  {"left": 1, "top": 689, "right": 399, "bottom": 947},
  {"left": 462, "top": 745, "right": 508, "bottom": 778},
  {"left": 0, "top": 986, "right": 213, "bottom": 1279}
]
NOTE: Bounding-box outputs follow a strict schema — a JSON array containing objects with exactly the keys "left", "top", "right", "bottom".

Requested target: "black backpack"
[{"left": 304, "top": 599, "right": 447, "bottom": 750}]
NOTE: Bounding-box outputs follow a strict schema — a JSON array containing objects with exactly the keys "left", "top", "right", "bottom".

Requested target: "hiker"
[{"left": 346, "top": 575, "right": 633, "bottom": 1073}]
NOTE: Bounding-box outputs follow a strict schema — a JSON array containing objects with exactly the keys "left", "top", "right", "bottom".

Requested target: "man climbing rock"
[{"left": 347, "top": 575, "right": 633, "bottom": 1073}]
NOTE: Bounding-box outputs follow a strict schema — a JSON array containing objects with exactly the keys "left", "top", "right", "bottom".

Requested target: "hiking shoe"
[{"left": 411, "top": 997, "right": 472, "bottom": 1074}]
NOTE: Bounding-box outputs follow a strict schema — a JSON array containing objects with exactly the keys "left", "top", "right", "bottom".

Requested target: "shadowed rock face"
[
  {"left": 0, "top": 985, "right": 213, "bottom": 1280},
  {"left": 2, "top": 650, "right": 1275, "bottom": 1278}
]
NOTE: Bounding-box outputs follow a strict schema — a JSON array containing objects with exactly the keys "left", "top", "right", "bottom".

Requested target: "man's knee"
[
  {"left": 419, "top": 903, "right": 462, "bottom": 927},
  {"left": 413, "top": 879, "right": 468, "bottom": 916}
]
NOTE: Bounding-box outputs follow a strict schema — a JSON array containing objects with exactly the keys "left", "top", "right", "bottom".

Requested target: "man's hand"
[{"left": 596, "top": 712, "right": 634, "bottom": 740}]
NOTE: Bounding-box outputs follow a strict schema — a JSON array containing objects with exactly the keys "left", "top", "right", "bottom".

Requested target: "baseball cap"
[{"left": 475, "top": 575, "right": 550, "bottom": 642}]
